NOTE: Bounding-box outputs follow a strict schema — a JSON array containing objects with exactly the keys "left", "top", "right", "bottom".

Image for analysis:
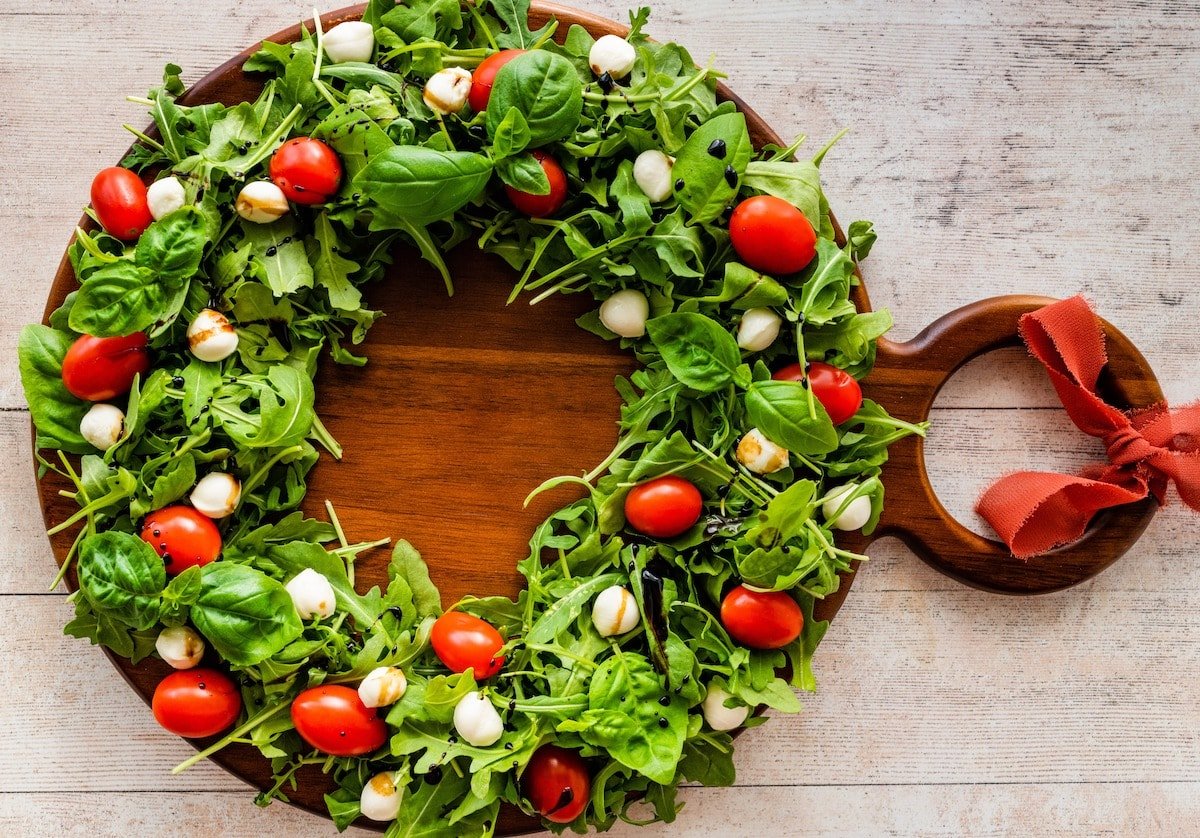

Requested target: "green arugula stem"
[
  {"left": 171, "top": 701, "right": 291, "bottom": 774},
  {"left": 122, "top": 124, "right": 165, "bottom": 152},
  {"left": 464, "top": 1, "right": 500, "bottom": 51},
  {"left": 239, "top": 444, "right": 307, "bottom": 498},
  {"left": 310, "top": 414, "right": 344, "bottom": 459}
]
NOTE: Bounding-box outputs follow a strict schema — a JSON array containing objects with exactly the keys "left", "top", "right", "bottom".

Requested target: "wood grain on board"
[{"left": 3, "top": 0, "right": 1199, "bottom": 835}]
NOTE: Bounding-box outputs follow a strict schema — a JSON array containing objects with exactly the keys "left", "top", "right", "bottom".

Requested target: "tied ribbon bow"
[{"left": 976, "top": 295, "right": 1200, "bottom": 559}]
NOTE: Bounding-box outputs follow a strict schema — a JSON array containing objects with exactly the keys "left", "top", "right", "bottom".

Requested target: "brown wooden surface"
[
  {"left": 843, "top": 296, "right": 1163, "bottom": 594},
  {"left": 30, "top": 1, "right": 1165, "bottom": 834}
]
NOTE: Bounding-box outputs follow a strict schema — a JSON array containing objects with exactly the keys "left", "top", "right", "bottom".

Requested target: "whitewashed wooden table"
[{"left": 2, "top": 1, "right": 1198, "bottom": 835}]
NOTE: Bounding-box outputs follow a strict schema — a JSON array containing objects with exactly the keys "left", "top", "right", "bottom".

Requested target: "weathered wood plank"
[{"left": 4, "top": 783, "right": 1200, "bottom": 837}]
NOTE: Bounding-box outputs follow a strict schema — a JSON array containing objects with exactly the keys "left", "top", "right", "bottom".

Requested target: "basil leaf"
[
  {"left": 356, "top": 146, "right": 494, "bottom": 224},
  {"left": 134, "top": 207, "right": 207, "bottom": 287},
  {"left": 190, "top": 563, "right": 303, "bottom": 666},
  {"left": 742, "top": 159, "right": 822, "bottom": 229},
  {"left": 17, "top": 324, "right": 89, "bottom": 453},
  {"left": 671, "top": 112, "right": 752, "bottom": 223},
  {"left": 485, "top": 51, "right": 583, "bottom": 148},
  {"left": 70, "top": 261, "right": 168, "bottom": 337},
  {"left": 744, "top": 379, "right": 838, "bottom": 454},
  {"left": 698, "top": 262, "right": 788, "bottom": 310},
  {"left": 77, "top": 532, "right": 167, "bottom": 630},
  {"left": 490, "top": 107, "right": 531, "bottom": 159},
  {"left": 646, "top": 312, "right": 749, "bottom": 392},
  {"left": 495, "top": 153, "right": 550, "bottom": 195}
]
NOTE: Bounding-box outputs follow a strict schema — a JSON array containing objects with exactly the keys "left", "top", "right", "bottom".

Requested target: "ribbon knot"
[
  {"left": 976, "top": 295, "right": 1200, "bottom": 558},
  {"left": 1102, "top": 425, "right": 1154, "bottom": 469}
]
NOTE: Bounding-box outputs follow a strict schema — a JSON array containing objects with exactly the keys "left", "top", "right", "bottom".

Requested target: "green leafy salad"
[{"left": 18, "top": 1, "right": 925, "bottom": 834}]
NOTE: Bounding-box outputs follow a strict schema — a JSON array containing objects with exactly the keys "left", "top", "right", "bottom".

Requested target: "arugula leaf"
[
  {"left": 486, "top": 0, "right": 555, "bottom": 48},
  {"left": 559, "top": 651, "right": 687, "bottom": 784},
  {"left": 743, "top": 158, "right": 822, "bottom": 228},
  {"left": 306, "top": 213, "right": 362, "bottom": 311},
  {"left": 268, "top": 541, "right": 385, "bottom": 628}
]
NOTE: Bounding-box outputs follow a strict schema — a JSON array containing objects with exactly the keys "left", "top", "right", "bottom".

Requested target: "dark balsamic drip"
[
  {"left": 674, "top": 178, "right": 685, "bottom": 192},
  {"left": 707, "top": 139, "right": 727, "bottom": 159},
  {"left": 657, "top": 716, "right": 669, "bottom": 728},
  {"left": 597, "top": 72, "right": 615, "bottom": 93},
  {"left": 723, "top": 165, "right": 738, "bottom": 188},
  {"left": 658, "top": 695, "right": 671, "bottom": 707},
  {"left": 548, "top": 787, "right": 575, "bottom": 816},
  {"left": 170, "top": 376, "right": 184, "bottom": 388}
]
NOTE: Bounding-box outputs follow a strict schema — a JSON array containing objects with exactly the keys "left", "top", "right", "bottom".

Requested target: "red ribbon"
[{"left": 975, "top": 295, "right": 1200, "bottom": 558}]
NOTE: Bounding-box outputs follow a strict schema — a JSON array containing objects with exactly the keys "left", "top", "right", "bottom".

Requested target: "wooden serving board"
[{"left": 32, "top": 2, "right": 1165, "bottom": 833}]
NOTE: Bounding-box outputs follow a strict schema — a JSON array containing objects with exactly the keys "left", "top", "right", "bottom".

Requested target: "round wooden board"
[
  {"left": 33, "top": 3, "right": 868, "bottom": 833},
  {"left": 33, "top": 1, "right": 1167, "bottom": 833}
]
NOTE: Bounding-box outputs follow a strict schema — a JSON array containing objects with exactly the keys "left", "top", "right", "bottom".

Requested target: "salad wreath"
[{"left": 19, "top": 2, "right": 926, "bottom": 834}]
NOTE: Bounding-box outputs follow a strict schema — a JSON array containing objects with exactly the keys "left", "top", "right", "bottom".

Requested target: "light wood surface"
[{"left": 3, "top": 1, "right": 1199, "bottom": 835}]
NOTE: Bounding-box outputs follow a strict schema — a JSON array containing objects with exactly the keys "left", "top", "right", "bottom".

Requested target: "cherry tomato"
[
  {"left": 269, "top": 137, "right": 342, "bottom": 205},
  {"left": 431, "top": 611, "right": 505, "bottom": 678},
  {"left": 524, "top": 745, "right": 590, "bottom": 824},
  {"left": 720, "top": 585, "right": 803, "bottom": 649},
  {"left": 61, "top": 333, "right": 151, "bottom": 402},
  {"left": 468, "top": 48, "right": 526, "bottom": 112},
  {"left": 504, "top": 151, "right": 568, "bottom": 218},
  {"left": 90, "top": 166, "right": 153, "bottom": 241},
  {"left": 624, "top": 475, "right": 703, "bottom": 539},
  {"left": 729, "top": 195, "right": 817, "bottom": 276},
  {"left": 291, "top": 685, "right": 388, "bottom": 757},
  {"left": 152, "top": 668, "right": 241, "bottom": 738},
  {"left": 773, "top": 361, "right": 863, "bottom": 425},
  {"left": 140, "top": 505, "right": 222, "bottom": 576}
]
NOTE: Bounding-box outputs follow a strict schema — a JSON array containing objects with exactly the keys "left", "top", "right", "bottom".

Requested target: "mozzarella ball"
[
  {"left": 701, "top": 685, "right": 750, "bottom": 731},
  {"left": 598, "top": 289, "right": 649, "bottom": 338},
  {"left": 633, "top": 150, "right": 674, "bottom": 202},
  {"left": 155, "top": 625, "right": 205, "bottom": 670},
  {"left": 736, "top": 308, "right": 783, "bottom": 352},
  {"left": 79, "top": 403, "right": 125, "bottom": 450},
  {"left": 423, "top": 67, "right": 473, "bottom": 115},
  {"left": 589, "top": 34, "right": 637, "bottom": 80},
  {"left": 323, "top": 20, "right": 376, "bottom": 64},
  {"left": 189, "top": 472, "right": 241, "bottom": 519},
  {"left": 453, "top": 691, "right": 504, "bottom": 747},
  {"left": 591, "top": 585, "right": 640, "bottom": 637},
  {"left": 360, "top": 771, "right": 401, "bottom": 822},
  {"left": 235, "top": 181, "right": 289, "bottom": 224},
  {"left": 285, "top": 568, "right": 337, "bottom": 620},
  {"left": 736, "top": 428, "right": 789, "bottom": 474},
  {"left": 358, "top": 666, "right": 408, "bottom": 709},
  {"left": 822, "top": 484, "right": 873, "bottom": 531},
  {"left": 146, "top": 176, "right": 187, "bottom": 220},
  {"left": 187, "top": 308, "right": 239, "bottom": 363}
]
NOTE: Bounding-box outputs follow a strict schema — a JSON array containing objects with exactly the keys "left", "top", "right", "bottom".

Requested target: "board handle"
[{"left": 844, "top": 295, "right": 1163, "bottom": 594}]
